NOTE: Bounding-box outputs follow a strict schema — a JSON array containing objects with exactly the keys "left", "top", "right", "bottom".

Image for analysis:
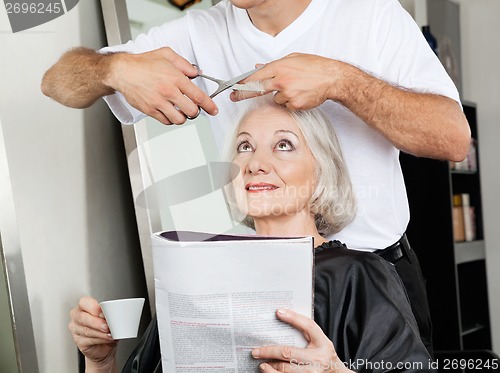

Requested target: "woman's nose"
[{"left": 247, "top": 150, "right": 271, "bottom": 174}]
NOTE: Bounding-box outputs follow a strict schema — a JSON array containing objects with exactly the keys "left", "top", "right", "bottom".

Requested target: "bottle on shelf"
[
  {"left": 453, "top": 194, "right": 465, "bottom": 242},
  {"left": 461, "top": 193, "right": 476, "bottom": 242}
]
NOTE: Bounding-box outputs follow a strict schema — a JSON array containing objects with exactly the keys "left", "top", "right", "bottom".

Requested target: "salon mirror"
[{"left": 100, "top": 0, "right": 241, "bottom": 310}]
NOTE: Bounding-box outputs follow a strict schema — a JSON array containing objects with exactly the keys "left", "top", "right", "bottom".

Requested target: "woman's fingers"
[
  {"left": 275, "top": 309, "right": 326, "bottom": 344},
  {"left": 261, "top": 361, "right": 323, "bottom": 372},
  {"left": 78, "top": 296, "right": 103, "bottom": 317},
  {"left": 259, "top": 361, "right": 295, "bottom": 373},
  {"left": 69, "top": 297, "right": 112, "bottom": 342},
  {"left": 72, "top": 301, "right": 108, "bottom": 330},
  {"left": 69, "top": 296, "right": 119, "bottom": 366},
  {"left": 69, "top": 319, "right": 111, "bottom": 340},
  {"left": 251, "top": 309, "right": 342, "bottom": 372},
  {"left": 253, "top": 344, "right": 315, "bottom": 366}
]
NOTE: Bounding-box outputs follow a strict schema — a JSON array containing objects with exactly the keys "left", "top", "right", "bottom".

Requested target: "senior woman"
[{"left": 70, "top": 102, "right": 434, "bottom": 373}]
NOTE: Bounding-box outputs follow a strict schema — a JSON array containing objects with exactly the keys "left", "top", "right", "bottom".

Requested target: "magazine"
[{"left": 151, "top": 231, "right": 314, "bottom": 373}]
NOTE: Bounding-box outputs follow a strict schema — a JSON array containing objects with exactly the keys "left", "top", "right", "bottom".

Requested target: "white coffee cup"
[{"left": 99, "top": 298, "right": 145, "bottom": 339}]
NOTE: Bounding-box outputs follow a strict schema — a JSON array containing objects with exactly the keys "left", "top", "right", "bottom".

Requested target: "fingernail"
[
  {"left": 100, "top": 324, "right": 109, "bottom": 332},
  {"left": 259, "top": 363, "right": 267, "bottom": 371},
  {"left": 277, "top": 308, "right": 287, "bottom": 315},
  {"left": 99, "top": 313, "right": 104, "bottom": 318},
  {"left": 252, "top": 348, "right": 260, "bottom": 358},
  {"left": 213, "top": 108, "right": 219, "bottom": 115}
]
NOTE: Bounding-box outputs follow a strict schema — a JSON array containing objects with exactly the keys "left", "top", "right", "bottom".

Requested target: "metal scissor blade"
[
  {"left": 204, "top": 65, "right": 264, "bottom": 99},
  {"left": 223, "top": 66, "right": 264, "bottom": 89}
]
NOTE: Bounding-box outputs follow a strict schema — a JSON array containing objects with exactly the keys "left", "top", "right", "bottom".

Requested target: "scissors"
[{"left": 187, "top": 64, "right": 263, "bottom": 120}]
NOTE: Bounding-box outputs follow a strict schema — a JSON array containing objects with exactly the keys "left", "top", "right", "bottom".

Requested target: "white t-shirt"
[{"left": 102, "top": 0, "right": 460, "bottom": 251}]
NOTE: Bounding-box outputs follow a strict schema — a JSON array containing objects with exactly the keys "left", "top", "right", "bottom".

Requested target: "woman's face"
[{"left": 232, "top": 107, "right": 317, "bottom": 220}]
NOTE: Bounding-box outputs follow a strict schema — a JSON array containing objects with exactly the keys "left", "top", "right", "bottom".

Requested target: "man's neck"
[{"left": 246, "top": 0, "right": 312, "bottom": 37}]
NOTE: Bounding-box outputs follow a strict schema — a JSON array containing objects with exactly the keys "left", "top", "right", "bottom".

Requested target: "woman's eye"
[
  {"left": 237, "top": 141, "right": 253, "bottom": 153},
  {"left": 275, "top": 139, "right": 294, "bottom": 151}
]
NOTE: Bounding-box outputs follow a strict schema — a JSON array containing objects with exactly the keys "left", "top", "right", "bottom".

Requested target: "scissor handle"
[
  {"left": 183, "top": 64, "right": 201, "bottom": 120},
  {"left": 186, "top": 107, "right": 201, "bottom": 120},
  {"left": 191, "top": 64, "right": 202, "bottom": 77}
]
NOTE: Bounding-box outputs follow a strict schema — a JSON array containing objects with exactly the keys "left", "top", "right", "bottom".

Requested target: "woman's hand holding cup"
[{"left": 69, "top": 296, "right": 118, "bottom": 369}]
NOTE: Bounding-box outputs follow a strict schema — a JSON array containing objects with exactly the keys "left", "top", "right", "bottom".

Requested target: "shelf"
[
  {"left": 461, "top": 323, "right": 486, "bottom": 337},
  {"left": 400, "top": 101, "right": 491, "bottom": 351},
  {"left": 454, "top": 240, "right": 485, "bottom": 264}
]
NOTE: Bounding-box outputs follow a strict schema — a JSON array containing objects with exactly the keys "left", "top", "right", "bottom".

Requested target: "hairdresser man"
[{"left": 41, "top": 0, "right": 470, "bottom": 356}]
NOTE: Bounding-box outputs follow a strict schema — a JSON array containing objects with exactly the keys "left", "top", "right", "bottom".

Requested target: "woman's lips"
[{"left": 245, "top": 183, "right": 279, "bottom": 192}]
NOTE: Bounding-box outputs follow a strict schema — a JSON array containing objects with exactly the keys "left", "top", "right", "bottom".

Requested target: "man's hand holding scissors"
[
  {"left": 106, "top": 47, "right": 218, "bottom": 125},
  {"left": 42, "top": 47, "right": 218, "bottom": 125}
]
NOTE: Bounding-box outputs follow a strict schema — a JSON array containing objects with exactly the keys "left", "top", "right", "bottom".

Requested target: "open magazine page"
[{"left": 151, "top": 232, "right": 314, "bottom": 373}]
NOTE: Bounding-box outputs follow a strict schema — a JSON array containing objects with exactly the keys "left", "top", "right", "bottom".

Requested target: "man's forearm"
[
  {"left": 329, "top": 61, "right": 471, "bottom": 161},
  {"left": 41, "top": 47, "right": 117, "bottom": 108}
]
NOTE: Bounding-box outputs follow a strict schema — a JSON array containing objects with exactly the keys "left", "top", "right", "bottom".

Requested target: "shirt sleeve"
[
  {"left": 314, "top": 250, "right": 435, "bottom": 372},
  {"left": 373, "top": 0, "right": 461, "bottom": 105},
  {"left": 99, "top": 16, "right": 195, "bottom": 124}
]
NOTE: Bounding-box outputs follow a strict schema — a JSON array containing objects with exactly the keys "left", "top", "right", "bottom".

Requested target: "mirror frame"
[
  {"left": 0, "top": 118, "right": 39, "bottom": 372},
  {"left": 100, "top": 0, "right": 159, "bottom": 310}
]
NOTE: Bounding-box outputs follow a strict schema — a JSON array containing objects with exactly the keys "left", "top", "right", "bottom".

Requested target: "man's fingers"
[
  {"left": 155, "top": 103, "right": 186, "bottom": 125},
  {"left": 171, "top": 93, "right": 202, "bottom": 119},
  {"left": 132, "top": 47, "right": 216, "bottom": 121},
  {"left": 229, "top": 77, "right": 275, "bottom": 102},
  {"left": 273, "top": 91, "right": 289, "bottom": 105},
  {"left": 230, "top": 89, "right": 271, "bottom": 102},
  {"left": 149, "top": 90, "right": 207, "bottom": 125},
  {"left": 227, "top": 63, "right": 278, "bottom": 103},
  {"left": 236, "top": 76, "right": 276, "bottom": 93},
  {"left": 181, "top": 81, "right": 218, "bottom": 116},
  {"left": 149, "top": 110, "right": 173, "bottom": 125},
  {"left": 240, "top": 63, "right": 276, "bottom": 85},
  {"left": 162, "top": 47, "right": 199, "bottom": 78}
]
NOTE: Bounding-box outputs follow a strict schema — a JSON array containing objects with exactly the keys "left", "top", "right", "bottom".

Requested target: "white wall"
[
  {"left": 0, "top": 1, "right": 149, "bottom": 371},
  {"left": 455, "top": 0, "right": 500, "bottom": 352}
]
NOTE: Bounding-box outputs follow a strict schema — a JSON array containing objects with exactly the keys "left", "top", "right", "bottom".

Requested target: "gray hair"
[{"left": 222, "top": 99, "right": 356, "bottom": 236}]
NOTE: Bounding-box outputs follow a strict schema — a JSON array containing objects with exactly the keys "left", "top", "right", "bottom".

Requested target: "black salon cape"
[{"left": 121, "top": 241, "right": 434, "bottom": 373}]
